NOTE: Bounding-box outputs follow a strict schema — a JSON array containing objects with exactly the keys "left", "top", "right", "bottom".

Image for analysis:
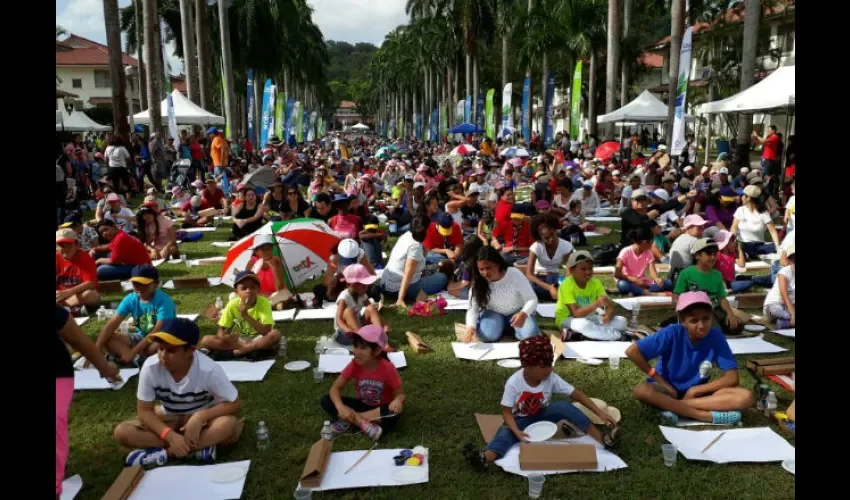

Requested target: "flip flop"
[{"left": 601, "top": 427, "right": 621, "bottom": 450}]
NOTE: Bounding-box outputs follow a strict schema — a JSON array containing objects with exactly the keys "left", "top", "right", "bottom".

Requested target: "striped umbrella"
[
  {"left": 449, "top": 144, "right": 478, "bottom": 156},
  {"left": 501, "top": 146, "right": 530, "bottom": 158}
]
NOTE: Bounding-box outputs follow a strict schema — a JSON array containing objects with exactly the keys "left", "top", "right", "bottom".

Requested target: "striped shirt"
[{"left": 137, "top": 351, "right": 238, "bottom": 415}]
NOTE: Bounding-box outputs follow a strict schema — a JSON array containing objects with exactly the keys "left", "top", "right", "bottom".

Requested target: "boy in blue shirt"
[
  {"left": 94, "top": 264, "right": 177, "bottom": 365},
  {"left": 625, "top": 291, "right": 752, "bottom": 425}
]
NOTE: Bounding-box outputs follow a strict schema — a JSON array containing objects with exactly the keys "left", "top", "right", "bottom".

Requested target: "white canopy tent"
[
  {"left": 700, "top": 65, "right": 795, "bottom": 114},
  {"left": 350, "top": 122, "right": 370, "bottom": 130},
  {"left": 132, "top": 90, "right": 225, "bottom": 125},
  {"left": 56, "top": 111, "right": 112, "bottom": 132},
  {"left": 597, "top": 90, "right": 695, "bottom": 123}
]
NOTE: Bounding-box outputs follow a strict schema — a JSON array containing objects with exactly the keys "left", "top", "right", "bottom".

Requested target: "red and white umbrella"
[{"left": 449, "top": 144, "right": 478, "bottom": 156}]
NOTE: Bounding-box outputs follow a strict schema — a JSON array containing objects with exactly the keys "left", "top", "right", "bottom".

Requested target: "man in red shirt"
[
  {"left": 91, "top": 220, "right": 152, "bottom": 281},
  {"left": 753, "top": 125, "right": 781, "bottom": 177},
  {"left": 491, "top": 210, "right": 533, "bottom": 265},
  {"left": 180, "top": 195, "right": 214, "bottom": 228},
  {"left": 201, "top": 178, "right": 228, "bottom": 210},
  {"left": 423, "top": 212, "right": 463, "bottom": 264},
  {"left": 56, "top": 228, "right": 100, "bottom": 311},
  {"left": 189, "top": 134, "right": 205, "bottom": 182}
]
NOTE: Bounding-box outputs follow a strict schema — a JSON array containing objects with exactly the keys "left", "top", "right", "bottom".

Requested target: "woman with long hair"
[
  {"left": 729, "top": 185, "right": 781, "bottom": 259},
  {"left": 526, "top": 213, "right": 573, "bottom": 301},
  {"left": 463, "top": 246, "right": 540, "bottom": 343},
  {"left": 381, "top": 215, "right": 449, "bottom": 306},
  {"left": 230, "top": 187, "right": 267, "bottom": 240},
  {"left": 279, "top": 185, "right": 309, "bottom": 220},
  {"left": 136, "top": 205, "right": 177, "bottom": 260},
  {"left": 262, "top": 181, "right": 288, "bottom": 220}
]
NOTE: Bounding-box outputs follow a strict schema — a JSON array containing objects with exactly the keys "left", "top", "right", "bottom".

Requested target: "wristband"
[
  {"left": 159, "top": 427, "right": 172, "bottom": 441},
  {"left": 647, "top": 367, "right": 656, "bottom": 378}
]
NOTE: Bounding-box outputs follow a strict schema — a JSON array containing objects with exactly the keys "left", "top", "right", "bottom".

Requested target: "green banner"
[
  {"left": 275, "top": 91, "right": 284, "bottom": 138},
  {"left": 485, "top": 89, "right": 495, "bottom": 138},
  {"left": 294, "top": 101, "right": 303, "bottom": 142},
  {"left": 570, "top": 61, "right": 583, "bottom": 139}
]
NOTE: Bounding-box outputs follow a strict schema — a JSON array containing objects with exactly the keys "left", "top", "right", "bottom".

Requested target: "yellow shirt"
[
  {"left": 218, "top": 296, "right": 273, "bottom": 336},
  {"left": 554, "top": 276, "right": 607, "bottom": 326}
]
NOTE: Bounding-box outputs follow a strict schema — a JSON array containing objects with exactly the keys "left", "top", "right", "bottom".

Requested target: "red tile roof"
[
  {"left": 171, "top": 75, "right": 187, "bottom": 94},
  {"left": 639, "top": 52, "right": 663, "bottom": 69},
  {"left": 338, "top": 101, "right": 357, "bottom": 109},
  {"left": 56, "top": 34, "right": 141, "bottom": 68}
]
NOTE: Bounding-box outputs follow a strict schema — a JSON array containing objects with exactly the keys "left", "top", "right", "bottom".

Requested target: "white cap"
[
  {"left": 652, "top": 188, "right": 670, "bottom": 202},
  {"left": 467, "top": 184, "right": 481, "bottom": 195},
  {"left": 413, "top": 181, "right": 426, "bottom": 190},
  {"left": 740, "top": 167, "right": 750, "bottom": 174},
  {"left": 338, "top": 238, "right": 360, "bottom": 259},
  {"left": 658, "top": 144, "right": 668, "bottom": 151},
  {"left": 683, "top": 166, "right": 694, "bottom": 172},
  {"left": 252, "top": 233, "right": 275, "bottom": 249},
  {"left": 700, "top": 166, "right": 709, "bottom": 173},
  {"left": 612, "top": 170, "right": 621, "bottom": 176},
  {"left": 719, "top": 167, "right": 729, "bottom": 175}
]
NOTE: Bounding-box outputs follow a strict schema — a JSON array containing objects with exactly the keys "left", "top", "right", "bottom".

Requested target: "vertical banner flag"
[
  {"left": 464, "top": 96, "right": 471, "bottom": 123},
  {"left": 284, "top": 98, "right": 295, "bottom": 140},
  {"left": 415, "top": 113, "right": 423, "bottom": 140},
  {"left": 294, "top": 101, "right": 303, "bottom": 142},
  {"left": 317, "top": 117, "right": 325, "bottom": 137},
  {"left": 246, "top": 69, "right": 256, "bottom": 144},
  {"left": 259, "top": 79, "right": 273, "bottom": 146},
  {"left": 671, "top": 26, "right": 694, "bottom": 156},
  {"left": 274, "top": 91, "right": 284, "bottom": 139},
  {"left": 160, "top": 20, "right": 178, "bottom": 143},
  {"left": 570, "top": 61, "right": 583, "bottom": 139},
  {"left": 440, "top": 102, "right": 448, "bottom": 139},
  {"left": 455, "top": 100, "right": 464, "bottom": 126},
  {"left": 220, "top": 73, "right": 230, "bottom": 139},
  {"left": 521, "top": 76, "right": 531, "bottom": 144},
  {"left": 267, "top": 86, "right": 276, "bottom": 141},
  {"left": 476, "top": 92, "right": 485, "bottom": 132},
  {"left": 543, "top": 71, "right": 556, "bottom": 147},
  {"left": 301, "top": 111, "right": 309, "bottom": 143},
  {"left": 431, "top": 108, "right": 439, "bottom": 142},
  {"left": 485, "top": 89, "right": 495, "bottom": 139},
  {"left": 501, "top": 83, "right": 513, "bottom": 137},
  {"left": 307, "top": 111, "right": 317, "bottom": 141}
]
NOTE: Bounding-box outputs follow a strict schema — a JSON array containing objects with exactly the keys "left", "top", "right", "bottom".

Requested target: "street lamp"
[{"left": 124, "top": 65, "right": 138, "bottom": 127}]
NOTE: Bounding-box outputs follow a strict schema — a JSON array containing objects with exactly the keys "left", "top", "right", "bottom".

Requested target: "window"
[
  {"left": 94, "top": 70, "right": 111, "bottom": 88},
  {"left": 71, "top": 78, "right": 82, "bottom": 89},
  {"left": 73, "top": 100, "right": 84, "bottom": 111},
  {"left": 778, "top": 24, "right": 795, "bottom": 54}
]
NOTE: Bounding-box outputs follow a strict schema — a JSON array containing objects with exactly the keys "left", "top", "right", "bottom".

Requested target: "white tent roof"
[
  {"left": 700, "top": 65, "right": 795, "bottom": 114},
  {"left": 56, "top": 111, "right": 111, "bottom": 132},
  {"left": 133, "top": 90, "right": 225, "bottom": 125},
  {"left": 350, "top": 123, "right": 370, "bottom": 130},
  {"left": 597, "top": 90, "right": 694, "bottom": 123}
]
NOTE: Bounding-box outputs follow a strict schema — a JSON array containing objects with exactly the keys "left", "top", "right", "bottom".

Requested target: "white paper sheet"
[
  {"left": 735, "top": 261, "right": 770, "bottom": 272},
  {"left": 585, "top": 232, "right": 602, "bottom": 238},
  {"left": 585, "top": 216, "right": 622, "bottom": 222},
  {"left": 495, "top": 436, "right": 628, "bottom": 476},
  {"left": 74, "top": 368, "right": 139, "bottom": 390},
  {"left": 593, "top": 266, "right": 616, "bottom": 274},
  {"left": 189, "top": 256, "right": 227, "bottom": 266},
  {"left": 676, "top": 418, "right": 730, "bottom": 428},
  {"left": 177, "top": 313, "right": 199, "bottom": 322},
  {"left": 299, "top": 449, "right": 429, "bottom": 491},
  {"left": 60, "top": 474, "right": 82, "bottom": 500},
  {"left": 772, "top": 328, "right": 795, "bottom": 338},
  {"left": 561, "top": 341, "right": 632, "bottom": 359},
  {"left": 211, "top": 241, "right": 234, "bottom": 248},
  {"left": 658, "top": 426, "right": 794, "bottom": 464},
  {"left": 437, "top": 292, "right": 469, "bottom": 310},
  {"left": 536, "top": 303, "right": 556, "bottom": 318},
  {"left": 295, "top": 304, "right": 338, "bottom": 320},
  {"left": 452, "top": 341, "right": 520, "bottom": 361},
  {"left": 129, "top": 460, "right": 251, "bottom": 500},
  {"left": 319, "top": 352, "right": 407, "bottom": 373},
  {"left": 614, "top": 296, "right": 673, "bottom": 311},
  {"left": 218, "top": 360, "right": 275, "bottom": 382},
  {"left": 162, "top": 277, "right": 223, "bottom": 289},
  {"left": 726, "top": 334, "right": 787, "bottom": 355},
  {"left": 180, "top": 226, "right": 218, "bottom": 233},
  {"left": 74, "top": 317, "right": 89, "bottom": 326},
  {"left": 272, "top": 309, "right": 297, "bottom": 322},
  {"left": 151, "top": 258, "right": 166, "bottom": 267}
]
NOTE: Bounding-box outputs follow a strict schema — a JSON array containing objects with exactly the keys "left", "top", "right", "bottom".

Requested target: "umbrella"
[
  {"left": 449, "top": 144, "right": 478, "bottom": 156},
  {"left": 501, "top": 147, "right": 530, "bottom": 158},
  {"left": 507, "top": 157, "right": 524, "bottom": 167},
  {"left": 376, "top": 147, "right": 392, "bottom": 159},
  {"left": 499, "top": 126, "right": 516, "bottom": 138},
  {"left": 448, "top": 123, "right": 484, "bottom": 134},
  {"left": 594, "top": 141, "right": 622, "bottom": 162},
  {"left": 221, "top": 218, "right": 341, "bottom": 290}
]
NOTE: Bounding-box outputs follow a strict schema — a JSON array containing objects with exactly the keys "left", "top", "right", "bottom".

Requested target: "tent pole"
[{"left": 779, "top": 99, "right": 793, "bottom": 192}]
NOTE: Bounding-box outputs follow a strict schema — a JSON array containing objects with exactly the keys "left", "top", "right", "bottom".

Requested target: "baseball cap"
[
  {"left": 631, "top": 189, "right": 648, "bottom": 200},
  {"left": 56, "top": 228, "right": 78, "bottom": 244},
  {"left": 683, "top": 166, "right": 694, "bottom": 173},
  {"left": 345, "top": 324, "right": 388, "bottom": 349},
  {"left": 413, "top": 181, "right": 426, "bottom": 190},
  {"left": 650, "top": 188, "right": 670, "bottom": 202},
  {"left": 171, "top": 185, "right": 183, "bottom": 196},
  {"left": 682, "top": 214, "right": 708, "bottom": 229},
  {"left": 582, "top": 182, "right": 593, "bottom": 190},
  {"left": 129, "top": 264, "right": 159, "bottom": 285},
  {"left": 252, "top": 233, "right": 275, "bottom": 250},
  {"left": 692, "top": 237, "right": 719, "bottom": 255},
  {"left": 363, "top": 215, "right": 380, "bottom": 231},
  {"left": 713, "top": 229, "right": 734, "bottom": 250},
  {"left": 740, "top": 167, "right": 750, "bottom": 175},
  {"left": 746, "top": 170, "right": 761, "bottom": 181},
  {"left": 146, "top": 187, "right": 159, "bottom": 195},
  {"left": 338, "top": 238, "right": 361, "bottom": 265},
  {"left": 467, "top": 184, "right": 481, "bottom": 195},
  {"left": 743, "top": 185, "right": 762, "bottom": 198},
  {"left": 206, "top": 127, "right": 218, "bottom": 135},
  {"left": 106, "top": 193, "right": 120, "bottom": 203},
  {"left": 437, "top": 212, "right": 455, "bottom": 236},
  {"left": 61, "top": 213, "right": 82, "bottom": 228},
  {"left": 150, "top": 318, "right": 200, "bottom": 346},
  {"left": 567, "top": 250, "right": 593, "bottom": 268},
  {"left": 612, "top": 169, "right": 621, "bottom": 176},
  {"left": 700, "top": 166, "right": 710, "bottom": 174},
  {"left": 404, "top": 174, "right": 415, "bottom": 182},
  {"left": 657, "top": 144, "right": 668, "bottom": 151},
  {"left": 342, "top": 263, "right": 378, "bottom": 285},
  {"left": 205, "top": 178, "right": 217, "bottom": 185},
  {"left": 676, "top": 291, "right": 713, "bottom": 312},
  {"left": 719, "top": 167, "right": 729, "bottom": 175},
  {"left": 661, "top": 175, "right": 676, "bottom": 184},
  {"left": 233, "top": 270, "right": 261, "bottom": 287},
  {"left": 191, "top": 179, "right": 205, "bottom": 190}
]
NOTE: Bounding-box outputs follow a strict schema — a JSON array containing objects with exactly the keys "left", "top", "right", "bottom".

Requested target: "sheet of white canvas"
[
  {"left": 585, "top": 232, "right": 602, "bottom": 238},
  {"left": 318, "top": 352, "right": 407, "bottom": 373},
  {"left": 218, "top": 360, "right": 275, "bottom": 382},
  {"left": 180, "top": 226, "right": 218, "bottom": 233},
  {"left": 676, "top": 418, "right": 729, "bottom": 427},
  {"left": 162, "top": 277, "right": 223, "bottom": 289},
  {"left": 295, "top": 304, "right": 338, "bottom": 320},
  {"left": 536, "top": 303, "right": 556, "bottom": 318},
  {"left": 190, "top": 256, "right": 227, "bottom": 266},
  {"left": 593, "top": 266, "right": 616, "bottom": 274},
  {"left": 60, "top": 474, "right": 82, "bottom": 500},
  {"left": 585, "top": 216, "right": 622, "bottom": 222},
  {"left": 299, "top": 449, "right": 429, "bottom": 491},
  {"left": 561, "top": 341, "right": 632, "bottom": 359},
  {"left": 772, "top": 328, "right": 795, "bottom": 338},
  {"left": 178, "top": 314, "right": 199, "bottom": 322},
  {"left": 74, "top": 317, "right": 89, "bottom": 326},
  {"left": 437, "top": 292, "right": 468, "bottom": 310},
  {"left": 614, "top": 296, "right": 673, "bottom": 311},
  {"left": 658, "top": 426, "right": 794, "bottom": 464},
  {"left": 736, "top": 261, "right": 770, "bottom": 272},
  {"left": 128, "top": 460, "right": 251, "bottom": 500},
  {"left": 272, "top": 309, "right": 297, "bottom": 321},
  {"left": 151, "top": 258, "right": 166, "bottom": 267},
  {"left": 211, "top": 241, "right": 234, "bottom": 248},
  {"left": 495, "top": 436, "right": 628, "bottom": 476},
  {"left": 74, "top": 368, "right": 139, "bottom": 390},
  {"left": 726, "top": 334, "right": 787, "bottom": 355},
  {"left": 451, "top": 341, "right": 520, "bottom": 361}
]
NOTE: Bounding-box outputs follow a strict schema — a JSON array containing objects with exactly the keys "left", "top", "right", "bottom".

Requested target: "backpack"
[{"left": 590, "top": 243, "right": 619, "bottom": 266}]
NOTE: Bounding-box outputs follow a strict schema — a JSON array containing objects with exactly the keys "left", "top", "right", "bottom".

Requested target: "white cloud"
[{"left": 307, "top": 0, "right": 408, "bottom": 46}]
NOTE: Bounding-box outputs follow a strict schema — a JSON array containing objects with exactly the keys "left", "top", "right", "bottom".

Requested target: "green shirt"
[
  {"left": 674, "top": 266, "right": 727, "bottom": 307},
  {"left": 218, "top": 296, "right": 274, "bottom": 336},
  {"left": 653, "top": 234, "right": 671, "bottom": 253},
  {"left": 555, "top": 275, "right": 607, "bottom": 326}
]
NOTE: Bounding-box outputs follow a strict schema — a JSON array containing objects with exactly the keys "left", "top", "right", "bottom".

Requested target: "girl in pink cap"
[{"left": 334, "top": 264, "right": 388, "bottom": 344}]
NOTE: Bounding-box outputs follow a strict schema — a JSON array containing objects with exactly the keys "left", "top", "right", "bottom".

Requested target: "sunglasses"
[{"left": 287, "top": 191, "right": 298, "bottom": 196}]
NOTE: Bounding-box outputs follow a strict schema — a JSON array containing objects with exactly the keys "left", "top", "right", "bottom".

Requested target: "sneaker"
[
  {"left": 331, "top": 421, "right": 351, "bottom": 434},
  {"left": 194, "top": 445, "right": 217, "bottom": 463},
  {"left": 462, "top": 442, "right": 488, "bottom": 473},
  {"left": 660, "top": 411, "right": 680, "bottom": 426},
  {"left": 711, "top": 410, "right": 742, "bottom": 425},
  {"left": 125, "top": 448, "right": 168, "bottom": 467},
  {"left": 357, "top": 420, "right": 383, "bottom": 441}
]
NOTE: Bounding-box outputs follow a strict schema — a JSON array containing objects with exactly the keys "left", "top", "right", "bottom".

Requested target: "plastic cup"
[
  {"left": 293, "top": 488, "right": 312, "bottom": 500},
  {"left": 609, "top": 356, "right": 620, "bottom": 370},
  {"left": 727, "top": 298, "right": 738, "bottom": 309},
  {"left": 313, "top": 368, "right": 324, "bottom": 384},
  {"left": 662, "top": 443, "right": 678, "bottom": 467},
  {"left": 528, "top": 474, "right": 546, "bottom": 499}
]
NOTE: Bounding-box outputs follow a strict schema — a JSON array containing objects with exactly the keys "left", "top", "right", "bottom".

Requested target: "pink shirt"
[
  {"left": 617, "top": 245, "right": 654, "bottom": 282},
  {"left": 714, "top": 251, "right": 736, "bottom": 283}
]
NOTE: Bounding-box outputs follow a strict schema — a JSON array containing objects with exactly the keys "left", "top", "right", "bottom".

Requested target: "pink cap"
[
  {"left": 676, "top": 291, "right": 713, "bottom": 312},
  {"left": 341, "top": 263, "right": 378, "bottom": 285},
  {"left": 106, "top": 193, "right": 120, "bottom": 202},
  {"left": 346, "top": 324, "right": 387, "bottom": 349},
  {"left": 171, "top": 185, "right": 183, "bottom": 195},
  {"left": 682, "top": 214, "right": 708, "bottom": 229},
  {"left": 713, "top": 229, "right": 734, "bottom": 250}
]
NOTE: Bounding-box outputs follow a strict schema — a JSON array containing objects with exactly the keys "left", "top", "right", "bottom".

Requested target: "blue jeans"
[
  {"left": 477, "top": 309, "right": 540, "bottom": 342},
  {"left": 361, "top": 239, "right": 384, "bottom": 267},
  {"left": 741, "top": 241, "right": 776, "bottom": 259},
  {"left": 382, "top": 273, "right": 449, "bottom": 302},
  {"left": 531, "top": 273, "right": 560, "bottom": 301},
  {"left": 97, "top": 264, "right": 136, "bottom": 281},
  {"left": 617, "top": 279, "right": 672, "bottom": 296},
  {"left": 425, "top": 251, "right": 448, "bottom": 265},
  {"left": 214, "top": 167, "right": 230, "bottom": 196},
  {"left": 752, "top": 260, "right": 780, "bottom": 288},
  {"left": 730, "top": 280, "right": 755, "bottom": 294},
  {"left": 486, "top": 401, "right": 593, "bottom": 457}
]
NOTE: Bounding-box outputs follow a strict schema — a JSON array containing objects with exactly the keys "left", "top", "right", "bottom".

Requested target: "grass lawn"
[{"left": 67, "top": 221, "right": 796, "bottom": 499}]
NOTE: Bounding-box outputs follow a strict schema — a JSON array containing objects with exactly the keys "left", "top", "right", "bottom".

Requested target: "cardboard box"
[
  {"left": 300, "top": 438, "right": 333, "bottom": 488},
  {"left": 171, "top": 277, "right": 211, "bottom": 289},
  {"left": 100, "top": 280, "right": 124, "bottom": 293},
  {"left": 474, "top": 414, "right": 573, "bottom": 443},
  {"left": 101, "top": 466, "right": 144, "bottom": 500},
  {"left": 406, "top": 331, "right": 432, "bottom": 354},
  {"left": 747, "top": 357, "right": 795, "bottom": 376},
  {"left": 519, "top": 442, "right": 598, "bottom": 471},
  {"left": 733, "top": 293, "right": 766, "bottom": 309}
]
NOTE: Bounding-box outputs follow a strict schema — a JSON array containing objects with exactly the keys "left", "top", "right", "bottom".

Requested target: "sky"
[{"left": 56, "top": 0, "right": 407, "bottom": 75}]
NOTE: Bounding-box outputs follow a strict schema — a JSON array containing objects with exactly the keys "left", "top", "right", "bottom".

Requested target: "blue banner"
[
  {"left": 431, "top": 108, "right": 438, "bottom": 142},
  {"left": 521, "top": 76, "right": 531, "bottom": 144},
  {"left": 476, "top": 92, "right": 485, "bottom": 132},
  {"left": 464, "top": 96, "right": 471, "bottom": 123},
  {"left": 246, "top": 69, "right": 256, "bottom": 145},
  {"left": 284, "top": 97, "right": 295, "bottom": 141},
  {"left": 302, "top": 111, "right": 310, "bottom": 142},
  {"left": 415, "top": 113, "right": 423, "bottom": 140},
  {"left": 543, "top": 71, "right": 556, "bottom": 147},
  {"left": 259, "top": 79, "right": 273, "bottom": 147}
]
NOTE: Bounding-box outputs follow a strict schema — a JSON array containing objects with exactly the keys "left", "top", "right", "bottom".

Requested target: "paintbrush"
[
  {"left": 701, "top": 431, "right": 726, "bottom": 454},
  {"left": 476, "top": 347, "right": 494, "bottom": 360},
  {"left": 345, "top": 442, "right": 378, "bottom": 475},
  {"left": 368, "top": 413, "right": 398, "bottom": 422}
]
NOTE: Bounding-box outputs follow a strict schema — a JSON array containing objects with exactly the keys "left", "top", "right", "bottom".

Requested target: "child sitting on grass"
[
  {"left": 464, "top": 336, "right": 618, "bottom": 471},
  {"left": 763, "top": 245, "right": 795, "bottom": 328},
  {"left": 626, "top": 291, "right": 752, "bottom": 425},
  {"left": 200, "top": 271, "right": 281, "bottom": 360},
  {"left": 555, "top": 251, "right": 628, "bottom": 341},
  {"left": 615, "top": 227, "right": 672, "bottom": 296},
  {"left": 321, "top": 324, "right": 404, "bottom": 441},
  {"left": 246, "top": 234, "right": 289, "bottom": 308},
  {"left": 113, "top": 318, "right": 243, "bottom": 468},
  {"left": 334, "top": 264, "right": 388, "bottom": 344}
]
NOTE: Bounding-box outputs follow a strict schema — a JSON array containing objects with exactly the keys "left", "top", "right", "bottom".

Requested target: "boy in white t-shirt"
[
  {"left": 464, "top": 336, "right": 617, "bottom": 471},
  {"left": 113, "top": 318, "right": 243, "bottom": 467},
  {"left": 763, "top": 245, "right": 795, "bottom": 328}
]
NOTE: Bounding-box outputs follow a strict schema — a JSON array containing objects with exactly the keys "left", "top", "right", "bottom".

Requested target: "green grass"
[{"left": 67, "top": 222, "right": 795, "bottom": 499}]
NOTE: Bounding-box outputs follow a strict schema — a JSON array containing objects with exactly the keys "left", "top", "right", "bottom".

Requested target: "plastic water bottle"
[
  {"left": 256, "top": 421, "right": 270, "bottom": 451},
  {"left": 321, "top": 420, "right": 333, "bottom": 441},
  {"left": 630, "top": 302, "right": 641, "bottom": 326},
  {"left": 278, "top": 336, "right": 288, "bottom": 358},
  {"left": 96, "top": 306, "right": 107, "bottom": 322},
  {"left": 215, "top": 296, "right": 224, "bottom": 310},
  {"left": 314, "top": 339, "right": 323, "bottom": 355},
  {"left": 765, "top": 391, "right": 778, "bottom": 417}
]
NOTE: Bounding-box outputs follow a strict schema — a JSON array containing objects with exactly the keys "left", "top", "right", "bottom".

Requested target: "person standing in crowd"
[
  {"left": 149, "top": 132, "right": 168, "bottom": 189},
  {"left": 104, "top": 135, "right": 132, "bottom": 195},
  {"left": 752, "top": 125, "right": 781, "bottom": 177}
]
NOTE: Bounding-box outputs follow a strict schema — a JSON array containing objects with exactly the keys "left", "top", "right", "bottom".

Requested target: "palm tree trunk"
[
  {"left": 103, "top": 0, "right": 130, "bottom": 140},
  {"left": 736, "top": 0, "right": 761, "bottom": 165},
  {"left": 218, "top": 0, "right": 236, "bottom": 140},
  {"left": 500, "top": 3, "right": 508, "bottom": 91},
  {"left": 620, "top": 0, "right": 632, "bottom": 108},
  {"left": 540, "top": 52, "right": 548, "bottom": 138},
  {"left": 195, "top": 0, "right": 212, "bottom": 110},
  {"left": 588, "top": 51, "right": 598, "bottom": 137},
  {"left": 472, "top": 56, "right": 479, "bottom": 125},
  {"left": 143, "top": 0, "right": 163, "bottom": 134},
  {"left": 454, "top": 57, "right": 459, "bottom": 103},
  {"left": 465, "top": 54, "right": 471, "bottom": 107},
  {"left": 133, "top": 0, "right": 146, "bottom": 111},
  {"left": 665, "top": 0, "right": 684, "bottom": 144},
  {"left": 526, "top": 0, "right": 534, "bottom": 137},
  {"left": 605, "top": 0, "right": 621, "bottom": 138},
  {"left": 179, "top": 0, "right": 198, "bottom": 103}
]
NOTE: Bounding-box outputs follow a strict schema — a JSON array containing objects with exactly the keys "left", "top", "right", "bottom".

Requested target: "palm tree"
[
  {"left": 103, "top": 0, "right": 130, "bottom": 140},
  {"left": 143, "top": 0, "right": 164, "bottom": 134},
  {"left": 735, "top": 0, "right": 761, "bottom": 165},
  {"left": 178, "top": 0, "right": 198, "bottom": 102},
  {"left": 560, "top": 0, "right": 606, "bottom": 137},
  {"left": 195, "top": 0, "right": 212, "bottom": 109},
  {"left": 218, "top": 0, "right": 236, "bottom": 140},
  {"left": 56, "top": 25, "right": 68, "bottom": 39},
  {"left": 605, "top": 0, "right": 620, "bottom": 138},
  {"left": 620, "top": 0, "right": 632, "bottom": 107}
]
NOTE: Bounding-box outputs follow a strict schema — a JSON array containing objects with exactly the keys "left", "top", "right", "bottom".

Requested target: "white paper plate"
[
  {"left": 782, "top": 459, "right": 795, "bottom": 475},
  {"left": 576, "top": 357, "right": 603, "bottom": 366},
  {"left": 325, "top": 348, "right": 350, "bottom": 355},
  {"left": 211, "top": 466, "right": 249, "bottom": 483},
  {"left": 284, "top": 360, "right": 311, "bottom": 372},
  {"left": 392, "top": 466, "right": 428, "bottom": 484},
  {"left": 497, "top": 359, "right": 522, "bottom": 369},
  {"left": 524, "top": 421, "right": 558, "bottom": 442},
  {"left": 744, "top": 324, "right": 767, "bottom": 332}
]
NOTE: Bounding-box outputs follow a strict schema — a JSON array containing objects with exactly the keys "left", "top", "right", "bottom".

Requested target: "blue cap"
[
  {"left": 331, "top": 194, "right": 352, "bottom": 203},
  {"left": 233, "top": 270, "right": 261, "bottom": 288},
  {"left": 150, "top": 318, "right": 199, "bottom": 346},
  {"left": 129, "top": 264, "right": 159, "bottom": 285},
  {"left": 583, "top": 182, "right": 593, "bottom": 190},
  {"left": 437, "top": 211, "right": 454, "bottom": 229},
  {"left": 206, "top": 127, "right": 218, "bottom": 135}
]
